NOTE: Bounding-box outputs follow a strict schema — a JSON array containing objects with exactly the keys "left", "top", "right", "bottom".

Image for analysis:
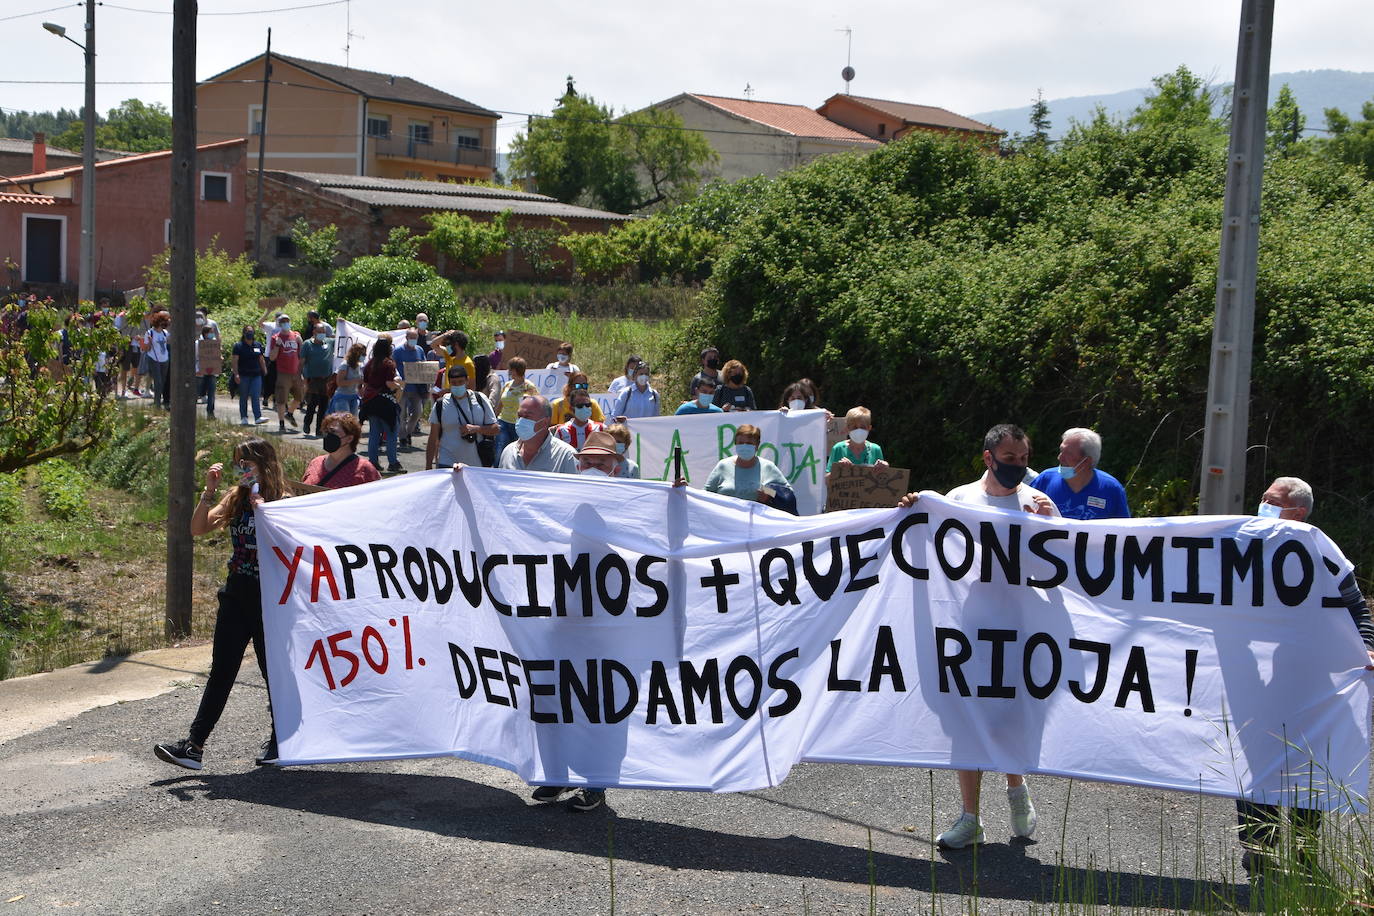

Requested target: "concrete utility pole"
[
  {"left": 1198, "top": 0, "right": 1274, "bottom": 516},
  {"left": 40, "top": 3, "right": 96, "bottom": 302},
  {"left": 166, "top": 0, "right": 197, "bottom": 639}
]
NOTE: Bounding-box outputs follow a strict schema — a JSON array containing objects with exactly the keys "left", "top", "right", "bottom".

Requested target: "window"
[
  {"left": 201, "top": 172, "right": 230, "bottom": 202},
  {"left": 404, "top": 170, "right": 425, "bottom": 180},
  {"left": 453, "top": 128, "right": 481, "bottom": 150},
  {"left": 275, "top": 236, "right": 297, "bottom": 259},
  {"left": 408, "top": 122, "right": 431, "bottom": 145},
  {"left": 366, "top": 115, "right": 390, "bottom": 138},
  {"left": 249, "top": 105, "right": 264, "bottom": 135},
  {"left": 877, "top": 123, "right": 886, "bottom": 137},
  {"left": 164, "top": 219, "right": 171, "bottom": 245}
]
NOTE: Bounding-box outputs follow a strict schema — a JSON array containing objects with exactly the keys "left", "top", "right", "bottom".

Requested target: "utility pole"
[
  {"left": 166, "top": 0, "right": 197, "bottom": 639},
  {"left": 252, "top": 28, "right": 271, "bottom": 267},
  {"left": 80, "top": 0, "right": 95, "bottom": 303},
  {"left": 1198, "top": 0, "right": 1274, "bottom": 516}
]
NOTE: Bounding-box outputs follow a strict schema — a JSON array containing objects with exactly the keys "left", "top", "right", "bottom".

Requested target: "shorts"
[
  {"left": 121, "top": 344, "right": 140, "bottom": 371},
  {"left": 275, "top": 371, "right": 305, "bottom": 405}
]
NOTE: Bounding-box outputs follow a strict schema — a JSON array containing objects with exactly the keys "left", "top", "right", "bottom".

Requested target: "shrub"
[
  {"left": 143, "top": 239, "right": 257, "bottom": 312},
  {"left": 0, "top": 473, "right": 23, "bottom": 524},
  {"left": 36, "top": 459, "right": 88, "bottom": 521}
]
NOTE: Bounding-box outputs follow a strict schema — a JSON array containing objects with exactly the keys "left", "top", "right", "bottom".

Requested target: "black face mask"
[
  {"left": 706, "top": 358, "right": 721, "bottom": 370},
  {"left": 728, "top": 374, "right": 744, "bottom": 385},
  {"left": 322, "top": 432, "right": 343, "bottom": 452},
  {"left": 990, "top": 455, "right": 1028, "bottom": 490}
]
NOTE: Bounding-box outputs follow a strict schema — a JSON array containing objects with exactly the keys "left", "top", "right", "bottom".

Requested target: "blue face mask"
[
  {"left": 1057, "top": 461, "right": 1082, "bottom": 478},
  {"left": 614, "top": 442, "right": 627, "bottom": 455},
  {"left": 697, "top": 392, "right": 714, "bottom": 407},
  {"left": 451, "top": 384, "right": 467, "bottom": 397},
  {"left": 1257, "top": 501, "right": 1284, "bottom": 519},
  {"left": 515, "top": 417, "right": 537, "bottom": 440},
  {"left": 735, "top": 443, "right": 757, "bottom": 461},
  {"left": 574, "top": 405, "right": 592, "bottom": 422}
]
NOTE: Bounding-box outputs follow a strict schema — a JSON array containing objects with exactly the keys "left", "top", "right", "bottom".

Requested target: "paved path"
[{"left": 0, "top": 646, "right": 1265, "bottom": 914}]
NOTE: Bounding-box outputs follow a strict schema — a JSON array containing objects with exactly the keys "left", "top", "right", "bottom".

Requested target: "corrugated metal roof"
[
  {"left": 286, "top": 171, "right": 552, "bottom": 202},
  {"left": 821, "top": 95, "right": 1005, "bottom": 135},
  {"left": 203, "top": 53, "right": 499, "bottom": 120},
  {"left": 689, "top": 94, "right": 879, "bottom": 143},
  {"left": 325, "top": 186, "right": 632, "bottom": 221}
]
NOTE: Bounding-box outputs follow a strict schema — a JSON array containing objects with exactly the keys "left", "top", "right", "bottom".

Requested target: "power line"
[
  {"left": 102, "top": 0, "right": 351, "bottom": 15},
  {"left": 0, "top": 3, "right": 81, "bottom": 23}
]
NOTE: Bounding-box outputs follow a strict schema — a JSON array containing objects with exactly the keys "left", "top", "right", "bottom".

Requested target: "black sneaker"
[
  {"left": 567, "top": 788, "right": 605, "bottom": 812},
  {"left": 387, "top": 464, "right": 407, "bottom": 474},
  {"left": 154, "top": 738, "right": 203, "bottom": 770},
  {"left": 286, "top": 412, "right": 298, "bottom": 428},
  {"left": 530, "top": 785, "right": 570, "bottom": 804},
  {"left": 278, "top": 421, "right": 287, "bottom": 433},
  {"left": 255, "top": 734, "right": 279, "bottom": 766}
]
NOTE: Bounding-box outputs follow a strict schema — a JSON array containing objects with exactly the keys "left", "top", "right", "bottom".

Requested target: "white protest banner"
[
  {"left": 333, "top": 320, "right": 409, "bottom": 370},
  {"left": 592, "top": 392, "right": 617, "bottom": 419},
  {"left": 625, "top": 408, "right": 828, "bottom": 516},
  {"left": 258, "top": 474, "right": 1372, "bottom": 807}
]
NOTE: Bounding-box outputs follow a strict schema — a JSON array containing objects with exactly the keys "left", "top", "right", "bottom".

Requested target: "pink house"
[{"left": 0, "top": 138, "right": 247, "bottom": 298}]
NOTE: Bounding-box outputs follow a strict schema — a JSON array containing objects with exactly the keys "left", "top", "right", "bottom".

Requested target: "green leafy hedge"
[
  {"left": 673, "top": 125, "right": 1374, "bottom": 567},
  {"left": 317, "top": 256, "right": 467, "bottom": 334}
]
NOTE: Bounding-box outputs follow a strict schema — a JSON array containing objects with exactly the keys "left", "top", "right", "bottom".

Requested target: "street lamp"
[{"left": 41, "top": 3, "right": 96, "bottom": 304}]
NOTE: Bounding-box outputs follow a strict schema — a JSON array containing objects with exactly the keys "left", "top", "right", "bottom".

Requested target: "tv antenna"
[
  {"left": 837, "top": 26, "right": 855, "bottom": 93},
  {"left": 743, "top": 82, "right": 754, "bottom": 100},
  {"left": 344, "top": 0, "right": 364, "bottom": 66}
]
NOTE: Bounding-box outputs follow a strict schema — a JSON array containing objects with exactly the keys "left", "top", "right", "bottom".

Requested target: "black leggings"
[{"left": 189, "top": 573, "right": 274, "bottom": 746}]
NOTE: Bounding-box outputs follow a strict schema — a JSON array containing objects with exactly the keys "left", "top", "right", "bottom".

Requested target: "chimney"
[{"left": 32, "top": 132, "right": 47, "bottom": 173}]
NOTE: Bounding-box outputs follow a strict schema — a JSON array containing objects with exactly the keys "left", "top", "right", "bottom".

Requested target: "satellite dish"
[{"left": 841, "top": 66, "right": 856, "bottom": 83}]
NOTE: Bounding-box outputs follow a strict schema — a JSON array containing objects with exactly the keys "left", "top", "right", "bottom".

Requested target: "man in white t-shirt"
[
  {"left": 899, "top": 423, "right": 1058, "bottom": 851},
  {"left": 424, "top": 365, "right": 498, "bottom": 469}
]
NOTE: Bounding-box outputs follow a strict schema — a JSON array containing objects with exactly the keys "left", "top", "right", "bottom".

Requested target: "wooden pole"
[{"left": 166, "top": 0, "right": 197, "bottom": 639}]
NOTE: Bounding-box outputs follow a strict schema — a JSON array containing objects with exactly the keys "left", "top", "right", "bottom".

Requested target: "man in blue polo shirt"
[{"left": 1030, "top": 427, "right": 1130, "bottom": 520}]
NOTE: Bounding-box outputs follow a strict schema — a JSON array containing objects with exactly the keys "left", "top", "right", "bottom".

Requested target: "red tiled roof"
[
  {"left": 819, "top": 94, "right": 1004, "bottom": 135},
  {"left": 688, "top": 94, "right": 878, "bottom": 143},
  {"left": 5, "top": 139, "right": 245, "bottom": 184},
  {"left": 0, "top": 192, "right": 59, "bottom": 205}
]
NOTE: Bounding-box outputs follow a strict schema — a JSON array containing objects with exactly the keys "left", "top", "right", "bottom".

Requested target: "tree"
[
  {"left": 380, "top": 226, "right": 421, "bottom": 259},
  {"left": 1266, "top": 84, "right": 1306, "bottom": 158},
  {"left": 289, "top": 218, "right": 340, "bottom": 281},
  {"left": 510, "top": 80, "right": 715, "bottom": 212},
  {"left": 1129, "top": 65, "right": 1224, "bottom": 137},
  {"left": 615, "top": 106, "right": 717, "bottom": 209},
  {"left": 421, "top": 211, "right": 510, "bottom": 272},
  {"left": 0, "top": 301, "right": 123, "bottom": 473},
  {"left": 1321, "top": 98, "right": 1374, "bottom": 179},
  {"left": 1027, "top": 89, "right": 1052, "bottom": 146},
  {"left": 53, "top": 99, "right": 172, "bottom": 153}
]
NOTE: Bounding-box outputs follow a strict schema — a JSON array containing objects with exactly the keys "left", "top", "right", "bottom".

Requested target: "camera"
[{"left": 462, "top": 433, "right": 477, "bottom": 443}]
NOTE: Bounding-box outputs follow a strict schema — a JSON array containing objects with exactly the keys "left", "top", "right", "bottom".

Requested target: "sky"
[{"left": 3, "top": 0, "right": 1371, "bottom": 151}]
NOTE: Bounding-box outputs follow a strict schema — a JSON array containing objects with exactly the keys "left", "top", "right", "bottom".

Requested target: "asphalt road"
[{"left": 1, "top": 651, "right": 1270, "bottom": 915}]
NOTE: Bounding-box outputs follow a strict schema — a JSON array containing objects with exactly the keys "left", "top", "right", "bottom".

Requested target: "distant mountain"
[{"left": 973, "top": 69, "right": 1374, "bottom": 140}]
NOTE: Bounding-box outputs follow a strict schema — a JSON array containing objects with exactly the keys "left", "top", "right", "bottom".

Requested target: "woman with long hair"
[
  {"left": 360, "top": 336, "right": 404, "bottom": 474},
  {"left": 154, "top": 438, "right": 288, "bottom": 769},
  {"left": 328, "top": 342, "right": 367, "bottom": 416}
]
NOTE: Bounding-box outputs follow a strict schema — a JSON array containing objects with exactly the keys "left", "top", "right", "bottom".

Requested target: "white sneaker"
[
  {"left": 936, "top": 812, "right": 984, "bottom": 849},
  {"left": 1008, "top": 784, "right": 1037, "bottom": 839}
]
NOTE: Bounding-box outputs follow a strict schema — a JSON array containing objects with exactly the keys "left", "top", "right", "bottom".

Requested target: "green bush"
[
  {"left": 0, "top": 473, "right": 23, "bottom": 524},
  {"left": 672, "top": 126, "right": 1374, "bottom": 571},
  {"left": 36, "top": 460, "right": 88, "bottom": 521},
  {"left": 318, "top": 256, "right": 449, "bottom": 321},
  {"left": 143, "top": 240, "right": 257, "bottom": 312}
]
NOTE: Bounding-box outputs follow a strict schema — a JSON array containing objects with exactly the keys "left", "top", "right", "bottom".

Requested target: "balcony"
[{"left": 372, "top": 135, "right": 495, "bottom": 170}]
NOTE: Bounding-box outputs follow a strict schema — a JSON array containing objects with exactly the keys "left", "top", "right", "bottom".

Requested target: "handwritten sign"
[
  {"left": 402, "top": 360, "right": 441, "bottom": 383},
  {"left": 196, "top": 338, "right": 223, "bottom": 374},
  {"left": 825, "top": 462, "right": 910, "bottom": 511},
  {"left": 503, "top": 330, "right": 564, "bottom": 371},
  {"left": 826, "top": 416, "right": 847, "bottom": 449},
  {"left": 259, "top": 297, "right": 287, "bottom": 318}
]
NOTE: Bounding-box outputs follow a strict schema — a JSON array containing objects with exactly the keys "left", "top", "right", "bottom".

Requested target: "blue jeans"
[
  {"left": 496, "top": 418, "right": 517, "bottom": 455},
  {"left": 238, "top": 374, "right": 263, "bottom": 421},
  {"left": 198, "top": 374, "right": 218, "bottom": 416},
  {"left": 328, "top": 392, "right": 360, "bottom": 416},
  {"left": 368, "top": 417, "right": 398, "bottom": 468}
]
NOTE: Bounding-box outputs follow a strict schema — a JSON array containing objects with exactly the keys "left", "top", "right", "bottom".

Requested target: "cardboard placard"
[
  {"left": 502, "top": 330, "right": 565, "bottom": 372},
  {"left": 402, "top": 360, "right": 441, "bottom": 383},
  {"left": 259, "top": 297, "right": 288, "bottom": 318},
  {"left": 825, "top": 462, "right": 911, "bottom": 511},
  {"left": 290, "top": 480, "right": 331, "bottom": 496},
  {"left": 825, "top": 416, "right": 847, "bottom": 449},
  {"left": 196, "top": 339, "right": 224, "bottom": 374}
]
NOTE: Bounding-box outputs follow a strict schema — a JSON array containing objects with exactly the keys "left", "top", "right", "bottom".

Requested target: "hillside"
[{"left": 974, "top": 69, "right": 1374, "bottom": 140}]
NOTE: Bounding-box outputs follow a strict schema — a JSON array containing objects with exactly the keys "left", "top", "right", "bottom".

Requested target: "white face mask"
[
  {"left": 636, "top": 374, "right": 650, "bottom": 387},
  {"left": 580, "top": 466, "right": 609, "bottom": 478},
  {"left": 495, "top": 340, "right": 505, "bottom": 350},
  {"left": 848, "top": 428, "right": 869, "bottom": 444},
  {"left": 557, "top": 353, "right": 570, "bottom": 364},
  {"left": 788, "top": 399, "right": 807, "bottom": 412}
]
